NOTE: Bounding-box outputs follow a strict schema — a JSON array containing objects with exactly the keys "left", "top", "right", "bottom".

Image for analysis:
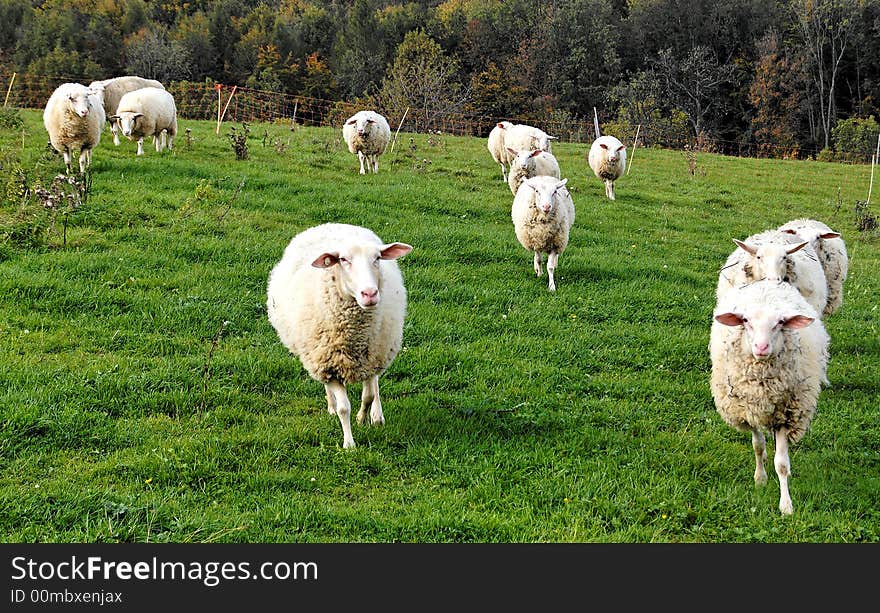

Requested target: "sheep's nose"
[
  {"left": 541, "top": 203, "right": 551, "bottom": 213},
  {"left": 360, "top": 289, "right": 379, "bottom": 305},
  {"left": 754, "top": 342, "right": 770, "bottom": 358}
]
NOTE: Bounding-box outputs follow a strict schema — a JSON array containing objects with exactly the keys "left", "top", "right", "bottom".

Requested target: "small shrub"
[
  {"left": 0, "top": 107, "right": 23, "bottom": 130},
  {"left": 227, "top": 123, "right": 250, "bottom": 160},
  {"left": 816, "top": 147, "right": 836, "bottom": 163},
  {"left": 832, "top": 116, "right": 879, "bottom": 163},
  {"left": 854, "top": 200, "right": 878, "bottom": 232}
]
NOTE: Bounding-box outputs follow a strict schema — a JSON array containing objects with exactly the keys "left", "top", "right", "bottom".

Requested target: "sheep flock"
[{"left": 32, "top": 79, "right": 858, "bottom": 515}]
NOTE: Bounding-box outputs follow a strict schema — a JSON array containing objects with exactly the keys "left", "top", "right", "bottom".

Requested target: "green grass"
[{"left": 1, "top": 110, "right": 878, "bottom": 543}]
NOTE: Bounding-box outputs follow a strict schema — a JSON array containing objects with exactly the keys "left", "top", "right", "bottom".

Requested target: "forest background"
[{"left": 1, "top": 0, "right": 880, "bottom": 159}]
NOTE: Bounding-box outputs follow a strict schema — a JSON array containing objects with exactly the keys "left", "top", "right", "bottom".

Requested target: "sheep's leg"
[
  {"left": 167, "top": 133, "right": 174, "bottom": 151},
  {"left": 111, "top": 122, "right": 120, "bottom": 146},
  {"left": 774, "top": 428, "right": 793, "bottom": 515},
  {"left": 324, "top": 384, "right": 337, "bottom": 415},
  {"left": 136, "top": 137, "right": 144, "bottom": 156},
  {"left": 533, "top": 252, "right": 543, "bottom": 277},
  {"left": 357, "top": 151, "right": 366, "bottom": 175},
  {"left": 78, "top": 149, "right": 89, "bottom": 174},
  {"left": 751, "top": 428, "right": 768, "bottom": 486},
  {"left": 63, "top": 149, "right": 72, "bottom": 173},
  {"left": 606, "top": 180, "right": 615, "bottom": 200},
  {"left": 500, "top": 163, "right": 507, "bottom": 182},
  {"left": 372, "top": 154, "right": 379, "bottom": 173},
  {"left": 326, "top": 380, "right": 355, "bottom": 449},
  {"left": 547, "top": 250, "right": 559, "bottom": 292},
  {"left": 358, "top": 375, "right": 385, "bottom": 426}
]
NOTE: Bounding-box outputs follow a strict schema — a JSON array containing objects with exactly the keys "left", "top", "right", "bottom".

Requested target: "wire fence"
[{"left": 3, "top": 71, "right": 878, "bottom": 163}]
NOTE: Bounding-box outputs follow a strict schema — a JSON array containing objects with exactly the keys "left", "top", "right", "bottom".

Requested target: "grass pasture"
[{"left": 0, "top": 110, "right": 878, "bottom": 543}]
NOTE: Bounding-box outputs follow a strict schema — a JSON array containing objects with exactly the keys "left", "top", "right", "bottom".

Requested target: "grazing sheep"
[
  {"left": 503, "top": 123, "right": 558, "bottom": 165},
  {"left": 710, "top": 279, "right": 829, "bottom": 515},
  {"left": 511, "top": 176, "right": 575, "bottom": 292},
  {"left": 266, "top": 223, "right": 412, "bottom": 449},
  {"left": 43, "top": 82, "right": 106, "bottom": 174},
  {"left": 487, "top": 120, "right": 514, "bottom": 182},
  {"left": 778, "top": 218, "right": 848, "bottom": 317},
  {"left": 506, "top": 147, "right": 562, "bottom": 196},
  {"left": 716, "top": 229, "right": 828, "bottom": 319},
  {"left": 110, "top": 87, "right": 178, "bottom": 156},
  {"left": 342, "top": 110, "right": 391, "bottom": 174},
  {"left": 88, "top": 76, "right": 165, "bottom": 146},
  {"left": 588, "top": 135, "right": 627, "bottom": 200}
]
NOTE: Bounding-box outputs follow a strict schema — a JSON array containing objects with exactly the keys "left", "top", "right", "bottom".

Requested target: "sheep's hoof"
[
  {"left": 342, "top": 439, "right": 356, "bottom": 450},
  {"left": 779, "top": 499, "right": 793, "bottom": 515},
  {"left": 754, "top": 472, "right": 768, "bottom": 486}
]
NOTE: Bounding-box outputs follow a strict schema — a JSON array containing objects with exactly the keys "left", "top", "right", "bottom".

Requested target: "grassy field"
[{"left": 0, "top": 109, "right": 878, "bottom": 543}]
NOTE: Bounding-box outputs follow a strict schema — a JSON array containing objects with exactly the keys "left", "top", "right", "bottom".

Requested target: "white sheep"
[
  {"left": 716, "top": 229, "right": 828, "bottom": 319},
  {"left": 511, "top": 176, "right": 575, "bottom": 292},
  {"left": 266, "top": 223, "right": 412, "bottom": 449},
  {"left": 110, "top": 87, "right": 178, "bottom": 156},
  {"left": 88, "top": 76, "right": 165, "bottom": 146},
  {"left": 710, "top": 279, "right": 829, "bottom": 515},
  {"left": 503, "top": 123, "right": 558, "bottom": 165},
  {"left": 487, "top": 121, "right": 514, "bottom": 181},
  {"left": 342, "top": 110, "right": 391, "bottom": 174},
  {"left": 778, "top": 218, "right": 848, "bottom": 317},
  {"left": 506, "top": 147, "right": 562, "bottom": 196},
  {"left": 43, "top": 82, "right": 106, "bottom": 174},
  {"left": 588, "top": 135, "right": 627, "bottom": 200}
]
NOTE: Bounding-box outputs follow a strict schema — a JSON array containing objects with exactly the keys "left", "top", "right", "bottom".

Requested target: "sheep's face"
[
  {"left": 312, "top": 242, "right": 413, "bottom": 309},
  {"left": 67, "top": 90, "right": 92, "bottom": 118},
  {"left": 115, "top": 112, "right": 144, "bottom": 138},
  {"left": 599, "top": 142, "right": 625, "bottom": 165},
  {"left": 525, "top": 177, "right": 568, "bottom": 216},
  {"left": 532, "top": 132, "right": 557, "bottom": 152},
  {"left": 511, "top": 149, "right": 543, "bottom": 173},
  {"left": 715, "top": 307, "right": 814, "bottom": 360},
  {"left": 734, "top": 238, "right": 807, "bottom": 284},
  {"left": 349, "top": 116, "right": 376, "bottom": 137}
]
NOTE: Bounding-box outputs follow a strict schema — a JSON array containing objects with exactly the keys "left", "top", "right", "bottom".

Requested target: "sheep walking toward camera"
[
  {"left": 43, "top": 82, "right": 105, "bottom": 174},
  {"left": 511, "top": 176, "right": 575, "bottom": 292},
  {"left": 110, "top": 87, "right": 178, "bottom": 156},
  {"left": 88, "top": 75, "right": 165, "bottom": 146},
  {"left": 506, "top": 147, "right": 562, "bottom": 195},
  {"left": 342, "top": 110, "right": 391, "bottom": 174},
  {"left": 716, "top": 229, "right": 828, "bottom": 319},
  {"left": 487, "top": 120, "right": 514, "bottom": 181},
  {"left": 778, "top": 218, "right": 848, "bottom": 317},
  {"left": 266, "top": 223, "right": 412, "bottom": 449},
  {"left": 710, "top": 279, "right": 829, "bottom": 515},
  {"left": 588, "top": 135, "right": 626, "bottom": 200}
]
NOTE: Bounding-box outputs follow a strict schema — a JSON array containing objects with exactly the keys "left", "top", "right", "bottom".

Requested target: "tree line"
[{"left": 1, "top": 0, "right": 878, "bottom": 160}]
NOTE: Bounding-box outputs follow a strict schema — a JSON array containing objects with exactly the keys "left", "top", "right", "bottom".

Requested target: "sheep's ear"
[
  {"left": 108, "top": 115, "right": 119, "bottom": 121},
  {"left": 732, "top": 239, "right": 757, "bottom": 255},
  {"left": 346, "top": 119, "right": 356, "bottom": 125},
  {"left": 133, "top": 113, "right": 144, "bottom": 119},
  {"left": 781, "top": 228, "right": 798, "bottom": 235},
  {"left": 380, "top": 243, "right": 413, "bottom": 260},
  {"left": 497, "top": 122, "right": 506, "bottom": 129},
  {"left": 819, "top": 231, "right": 841, "bottom": 239},
  {"left": 715, "top": 312, "right": 744, "bottom": 327},
  {"left": 786, "top": 241, "right": 808, "bottom": 255},
  {"left": 617, "top": 145, "right": 626, "bottom": 152},
  {"left": 506, "top": 147, "right": 517, "bottom": 155},
  {"left": 554, "top": 178, "right": 568, "bottom": 191},
  {"left": 311, "top": 253, "right": 340, "bottom": 268},
  {"left": 548, "top": 135, "right": 558, "bottom": 140},
  {"left": 783, "top": 314, "right": 813, "bottom": 329},
  {"left": 599, "top": 143, "right": 608, "bottom": 150},
  {"left": 529, "top": 149, "right": 542, "bottom": 158}
]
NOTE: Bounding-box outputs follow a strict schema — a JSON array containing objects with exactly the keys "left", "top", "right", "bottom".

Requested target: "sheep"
[
  {"left": 506, "top": 147, "right": 562, "bottom": 196},
  {"left": 710, "top": 279, "right": 829, "bottom": 514},
  {"left": 778, "top": 218, "right": 848, "bottom": 317},
  {"left": 266, "top": 223, "right": 412, "bottom": 449},
  {"left": 487, "top": 120, "right": 514, "bottom": 182},
  {"left": 342, "top": 110, "right": 391, "bottom": 174},
  {"left": 109, "top": 87, "right": 178, "bottom": 156},
  {"left": 503, "top": 123, "right": 558, "bottom": 165},
  {"left": 43, "top": 82, "right": 106, "bottom": 174},
  {"left": 88, "top": 76, "right": 165, "bottom": 146},
  {"left": 588, "top": 135, "right": 627, "bottom": 200},
  {"left": 716, "top": 228, "right": 828, "bottom": 320},
  {"left": 511, "top": 176, "right": 575, "bottom": 292}
]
